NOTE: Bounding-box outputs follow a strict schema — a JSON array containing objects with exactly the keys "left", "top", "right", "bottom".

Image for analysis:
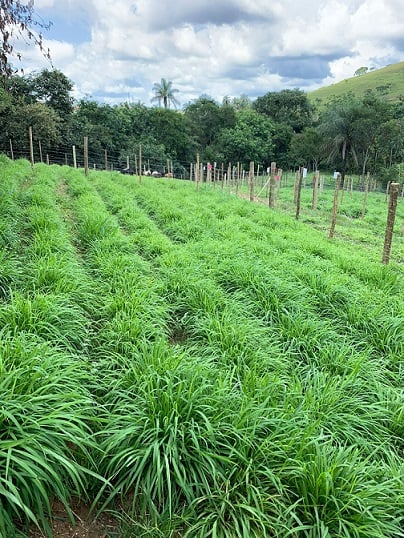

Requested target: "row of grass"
[
  {"left": 0, "top": 157, "right": 403, "bottom": 536},
  {"left": 91, "top": 170, "right": 403, "bottom": 535},
  {"left": 0, "top": 158, "right": 100, "bottom": 536}
]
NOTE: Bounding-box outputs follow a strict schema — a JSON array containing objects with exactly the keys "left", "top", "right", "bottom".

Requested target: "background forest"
[{"left": 1, "top": 65, "right": 404, "bottom": 185}]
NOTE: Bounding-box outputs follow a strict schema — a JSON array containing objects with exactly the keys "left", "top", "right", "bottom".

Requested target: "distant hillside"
[{"left": 308, "top": 61, "right": 404, "bottom": 107}]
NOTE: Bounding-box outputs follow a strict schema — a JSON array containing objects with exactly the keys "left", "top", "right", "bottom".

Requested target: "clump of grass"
[
  {"left": 0, "top": 329, "right": 100, "bottom": 536},
  {"left": 0, "top": 251, "right": 21, "bottom": 301},
  {"left": 97, "top": 362, "right": 232, "bottom": 518},
  {"left": 0, "top": 291, "right": 90, "bottom": 352},
  {"left": 283, "top": 442, "right": 403, "bottom": 537}
]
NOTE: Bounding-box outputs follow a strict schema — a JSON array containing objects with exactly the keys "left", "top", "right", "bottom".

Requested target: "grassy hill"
[{"left": 308, "top": 61, "right": 404, "bottom": 107}]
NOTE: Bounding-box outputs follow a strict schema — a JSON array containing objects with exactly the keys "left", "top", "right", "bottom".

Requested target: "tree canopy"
[
  {"left": 253, "top": 89, "right": 314, "bottom": 133},
  {"left": 0, "top": 0, "right": 51, "bottom": 80},
  {"left": 0, "top": 67, "right": 403, "bottom": 182}
]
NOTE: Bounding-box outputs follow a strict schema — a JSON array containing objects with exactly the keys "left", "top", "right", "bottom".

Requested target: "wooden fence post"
[
  {"left": 361, "top": 172, "right": 370, "bottom": 220},
  {"left": 277, "top": 169, "right": 282, "bottom": 199},
  {"left": 295, "top": 167, "right": 303, "bottom": 220},
  {"left": 84, "top": 136, "right": 89, "bottom": 176},
  {"left": 249, "top": 161, "right": 255, "bottom": 201},
  {"left": 196, "top": 154, "right": 200, "bottom": 191},
  {"left": 29, "top": 126, "right": 34, "bottom": 167},
  {"left": 329, "top": 172, "right": 342, "bottom": 238},
  {"left": 339, "top": 174, "right": 346, "bottom": 204},
  {"left": 72, "top": 145, "right": 77, "bottom": 168},
  {"left": 139, "top": 144, "right": 142, "bottom": 184},
  {"left": 385, "top": 181, "right": 391, "bottom": 202},
  {"left": 9, "top": 139, "right": 14, "bottom": 160},
  {"left": 269, "top": 161, "right": 277, "bottom": 208},
  {"left": 312, "top": 170, "right": 319, "bottom": 210},
  {"left": 382, "top": 183, "right": 399, "bottom": 264}
]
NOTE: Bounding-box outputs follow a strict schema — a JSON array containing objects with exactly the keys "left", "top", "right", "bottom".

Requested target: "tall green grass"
[{"left": 0, "top": 158, "right": 402, "bottom": 537}]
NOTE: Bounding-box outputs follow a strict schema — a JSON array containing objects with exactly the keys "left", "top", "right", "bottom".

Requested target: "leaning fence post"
[
  {"left": 139, "top": 144, "right": 142, "bottom": 184},
  {"left": 196, "top": 154, "right": 200, "bottom": 191},
  {"left": 312, "top": 170, "right": 319, "bottom": 210}
]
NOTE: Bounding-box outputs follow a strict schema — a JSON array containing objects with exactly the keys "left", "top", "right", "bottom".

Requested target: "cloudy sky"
[{"left": 18, "top": 0, "right": 404, "bottom": 107}]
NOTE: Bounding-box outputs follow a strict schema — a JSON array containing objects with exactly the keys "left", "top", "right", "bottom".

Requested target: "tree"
[
  {"left": 353, "top": 93, "right": 391, "bottom": 177},
  {"left": 148, "top": 107, "right": 195, "bottom": 162},
  {"left": 222, "top": 94, "right": 252, "bottom": 110},
  {"left": 69, "top": 99, "right": 121, "bottom": 159},
  {"left": 3, "top": 72, "right": 34, "bottom": 101},
  {"left": 151, "top": 78, "right": 179, "bottom": 109},
  {"left": 319, "top": 93, "right": 395, "bottom": 180},
  {"left": 3, "top": 102, "right": 61, "bottom": 153},
  {"left": 376, "top": 118, "right": 404, "bottom": 168},
  {"left": 354, "top": 66, "right": 368, "bottom": 76},
  {"left": 318, "top": 97, "right": 363, "bottom": 180},
  {"left": 214, "top": 108, "right": 274, "bottom": 166},
  {"left": 271, "top": 122, "right": 294, "bottom": 169},
  {"left": 289, "top": 127, "right": 323, "bottom": 170},
  {"left": 31, "top": 69, "right": 74, "bottom": 118},
  {"left": 0, "top": 0, "right": 51, "bottom": 80},
  {"left": 184, "top": 96, "right": 236, "bottom": 154},
  {"left": 253, "top": 89, "right": 314, "bottom": 133}
]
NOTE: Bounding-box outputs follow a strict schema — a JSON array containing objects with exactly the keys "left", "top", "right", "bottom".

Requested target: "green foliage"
[
  {"left": 215, "top": 108, "right": 274, "bottom": 167},
  {"left": 0, "top": 330, "right": 99, "bottom": 536},
  {"left": 184, "top": 96, "right": 236, "bottom": 156},
  {"left": 30, "top": 69, "right": 74, "bottom": 118},
  {"left": 378, "top": 162, "right": 404, "bottom": 187},
  {"left": 289, "top": 127, "right": 323, "bottom": 169},
  {"left": 253, "top": 89, "right": 314, "bottom": 133},
  {"left": 3, "top": 102, "right": 61, "bottom": 148}
]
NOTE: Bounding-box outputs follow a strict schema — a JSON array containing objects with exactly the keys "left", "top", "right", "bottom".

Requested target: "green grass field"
[{"left": 0, "top": 156, "right": 403, "bottom": 537}]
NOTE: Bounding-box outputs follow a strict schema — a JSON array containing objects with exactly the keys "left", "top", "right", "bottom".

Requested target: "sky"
[{"left": 15, "top": 0, "right": 404, "bottom": 107}]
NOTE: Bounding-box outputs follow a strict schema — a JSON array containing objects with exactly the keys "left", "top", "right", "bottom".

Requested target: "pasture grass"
[{"left": 0, "top": 158, "right": 403, "bottom": 537}]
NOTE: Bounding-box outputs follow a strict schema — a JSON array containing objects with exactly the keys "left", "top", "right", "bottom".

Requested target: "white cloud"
[{"left": 21, "top": 0, "right": 404, "bottom": 105}]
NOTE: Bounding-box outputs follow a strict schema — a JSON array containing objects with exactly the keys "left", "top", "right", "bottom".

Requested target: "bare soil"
[{"left": 29, "top": 498, "right": 120, "bottom": 538}]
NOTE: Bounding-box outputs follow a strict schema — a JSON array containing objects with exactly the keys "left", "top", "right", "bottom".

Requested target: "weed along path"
[{"left": 0, "top": 156, "right": 403, "bottom": 537}]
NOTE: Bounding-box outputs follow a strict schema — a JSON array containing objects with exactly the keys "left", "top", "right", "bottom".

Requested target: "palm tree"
[
  {"left": 319, "top": 98, "right": 362, "bottom": 181},
  {"left": 151, "top": 78, "right": 179, "bottom": 109}
]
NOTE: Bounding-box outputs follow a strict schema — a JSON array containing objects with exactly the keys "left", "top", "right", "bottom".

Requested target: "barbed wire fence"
[
  {"left": 2, "top": 130, "right": 404, "bottom": 199},
  {"left": 1, "top": 130, "right": 403, "bottom": 264}
]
